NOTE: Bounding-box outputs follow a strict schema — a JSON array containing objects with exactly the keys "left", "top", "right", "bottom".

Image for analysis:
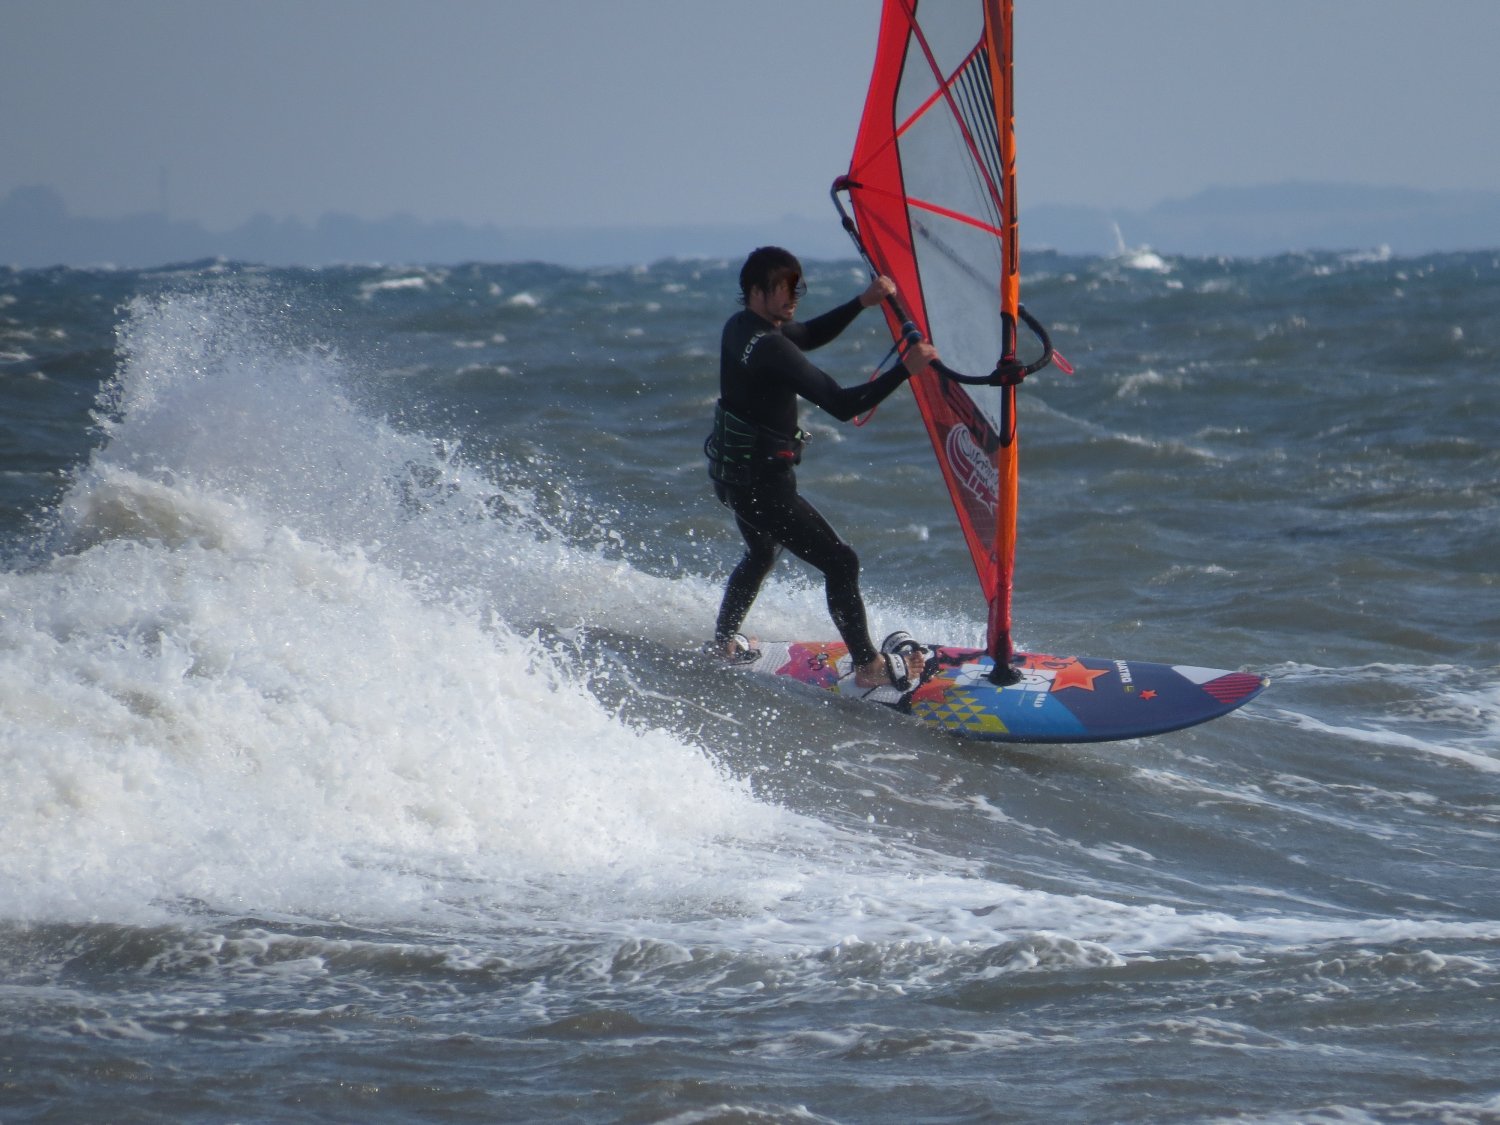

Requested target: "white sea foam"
[
  {"left": 1273, "top": 709, "right": 1499, "bottom": 774},
  {"left": 2, "top": 291, "right": 791, "bottom": 926},
  {"left": 356, "top": 271, "right": 446, "bottom": 300},
  {"left": 3, "top": 289, "right": 1485, "bottom": 977},
  {"left": 1268, "top": 661, "right": 1500, "bottom": 772}
]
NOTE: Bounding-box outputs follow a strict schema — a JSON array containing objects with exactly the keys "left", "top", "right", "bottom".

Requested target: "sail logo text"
[{"left": 945, "top": 425, "right": 998, "bottom": 516}]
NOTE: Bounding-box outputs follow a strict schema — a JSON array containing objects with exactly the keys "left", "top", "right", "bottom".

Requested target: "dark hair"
[{"left": 738, "top": 246, "right": 802, "bottom": 305}]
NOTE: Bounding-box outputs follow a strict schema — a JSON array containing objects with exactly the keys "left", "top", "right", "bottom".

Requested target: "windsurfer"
[{"left": 705, "top": 246, "right": 938, "bottom": 691}]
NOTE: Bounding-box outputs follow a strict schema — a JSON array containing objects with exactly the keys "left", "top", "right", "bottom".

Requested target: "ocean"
[{"left": 1, "top": 247, "right": 1497, "bottom": 1124}]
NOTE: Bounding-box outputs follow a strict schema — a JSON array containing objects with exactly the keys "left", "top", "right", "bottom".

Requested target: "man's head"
[{"left": 739, "top": 246, "right": 805, "bottom": 324}]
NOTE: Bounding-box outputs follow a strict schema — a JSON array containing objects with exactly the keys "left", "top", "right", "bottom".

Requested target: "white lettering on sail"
[{"left": 945, "top": 425, "right": 997, "bottom": 516}]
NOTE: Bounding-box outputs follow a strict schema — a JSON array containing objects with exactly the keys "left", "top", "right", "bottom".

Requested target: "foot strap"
[
  {"left": 704, "top": 634, "right": 760, "bottom": 664},
  {"left": 880, "top": 633, "right": 932, "bottom": 691}
]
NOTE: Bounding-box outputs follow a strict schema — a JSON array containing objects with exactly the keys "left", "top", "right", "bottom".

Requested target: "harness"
[{"left": 704, "top": 401, "right": 808, "bottom": 486}]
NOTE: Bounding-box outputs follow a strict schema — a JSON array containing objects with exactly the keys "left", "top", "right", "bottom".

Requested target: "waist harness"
[{"left": 704, "top": 401, "right": 808, "bottom": 486}]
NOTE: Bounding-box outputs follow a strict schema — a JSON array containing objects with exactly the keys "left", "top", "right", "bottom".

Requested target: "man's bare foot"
[
  {"left": 853, "top": 654, "right": 900, "bottom": 690},
  {"left": 853, "top": 644, "right": 932, "bottom": 691},
  {"left": 711, "top": 634, "right": 759, "bottom": 663}
]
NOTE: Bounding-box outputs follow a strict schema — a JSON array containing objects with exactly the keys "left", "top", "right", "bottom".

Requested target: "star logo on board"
[
  {"left": 1140, "top": 689, "right": 1158, "bottom": 701},
  {"left": 1047, "top": 658, "right": 1109, "bottom": 693}
]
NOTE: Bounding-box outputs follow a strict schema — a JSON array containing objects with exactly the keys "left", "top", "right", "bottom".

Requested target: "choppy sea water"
[{"left": 1, "top": 248, "right": 1497, "bottom": 1123}]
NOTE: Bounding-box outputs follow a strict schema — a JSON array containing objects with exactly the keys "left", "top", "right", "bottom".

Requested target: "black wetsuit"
[{"left": 711, "top": 299, "right": 911, "bottom": 666}]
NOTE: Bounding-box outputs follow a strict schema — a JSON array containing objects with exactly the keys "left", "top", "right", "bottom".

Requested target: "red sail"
[{"left": 842, "top": 0, "right": 1022, "bottom": 664}]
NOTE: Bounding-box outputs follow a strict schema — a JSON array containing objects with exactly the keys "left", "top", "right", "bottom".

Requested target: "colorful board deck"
[{"left": 732, "top": 641, "right": 1268, "bottom": 744}]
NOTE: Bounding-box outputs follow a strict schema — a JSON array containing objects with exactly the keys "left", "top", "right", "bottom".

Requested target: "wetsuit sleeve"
[
  {"left": 752, "top": 332, "right": 911, "bottom": 424},
  {"left": 782, "top": 298, "right": 864, "bottom": 351}
]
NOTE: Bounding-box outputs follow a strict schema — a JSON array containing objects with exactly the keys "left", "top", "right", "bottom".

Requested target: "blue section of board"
[{"left": 736, "top": 642, "right": 1268, "bottom": 744}]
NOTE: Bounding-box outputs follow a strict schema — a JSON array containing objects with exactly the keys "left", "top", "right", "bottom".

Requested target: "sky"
[{"left": 4, "top": 0, "right": 1500, "bottom": 233}]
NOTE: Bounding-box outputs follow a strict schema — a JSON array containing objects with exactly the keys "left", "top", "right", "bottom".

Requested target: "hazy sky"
[{"left": 5, "top": 0, "right": 1499, "bottom": 232}]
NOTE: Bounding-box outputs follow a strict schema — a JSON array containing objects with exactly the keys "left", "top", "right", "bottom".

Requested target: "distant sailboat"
[{"left": 1111, "top": 221, "right": 1170, "bottom": 273}]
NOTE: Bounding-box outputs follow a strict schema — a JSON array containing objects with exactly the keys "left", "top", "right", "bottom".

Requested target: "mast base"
[{"left": 987, "top": 661, "right": 1023, "bottom": 687}]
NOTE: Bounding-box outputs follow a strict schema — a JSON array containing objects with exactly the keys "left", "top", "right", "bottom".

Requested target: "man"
[{"left": 705, "top": 246, "right": 938, "bottom": 692}]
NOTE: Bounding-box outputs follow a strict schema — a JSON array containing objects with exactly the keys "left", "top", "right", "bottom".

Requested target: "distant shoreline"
[{"left": 4, "top": 182, "right": 1498, "bottom": 270}]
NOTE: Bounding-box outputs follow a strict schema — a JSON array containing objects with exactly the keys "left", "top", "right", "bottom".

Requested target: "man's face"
[{"left": 753, "top": 274, "right": 803, "bottom": 324}]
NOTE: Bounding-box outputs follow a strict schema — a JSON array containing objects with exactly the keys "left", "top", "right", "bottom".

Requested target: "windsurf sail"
[{"left": 834, "top": 0, "right": 1060, "bottom": 684}]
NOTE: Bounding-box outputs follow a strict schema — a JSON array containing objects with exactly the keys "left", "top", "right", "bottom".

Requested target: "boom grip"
[
  {"left": 831, "top": 179, "right": 1059, "bottom": 388},
  {"left": 933, "top": 305, "right": 1055, "bottom": 386}
]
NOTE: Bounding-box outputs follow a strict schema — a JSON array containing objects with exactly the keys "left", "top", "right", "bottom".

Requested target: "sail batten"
[
  {"left": 840, "top": 0, "right": 1024, "bottom": 669},
  {"left": 908, "top": 199, "right": 1006, "bottom": 241}
]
